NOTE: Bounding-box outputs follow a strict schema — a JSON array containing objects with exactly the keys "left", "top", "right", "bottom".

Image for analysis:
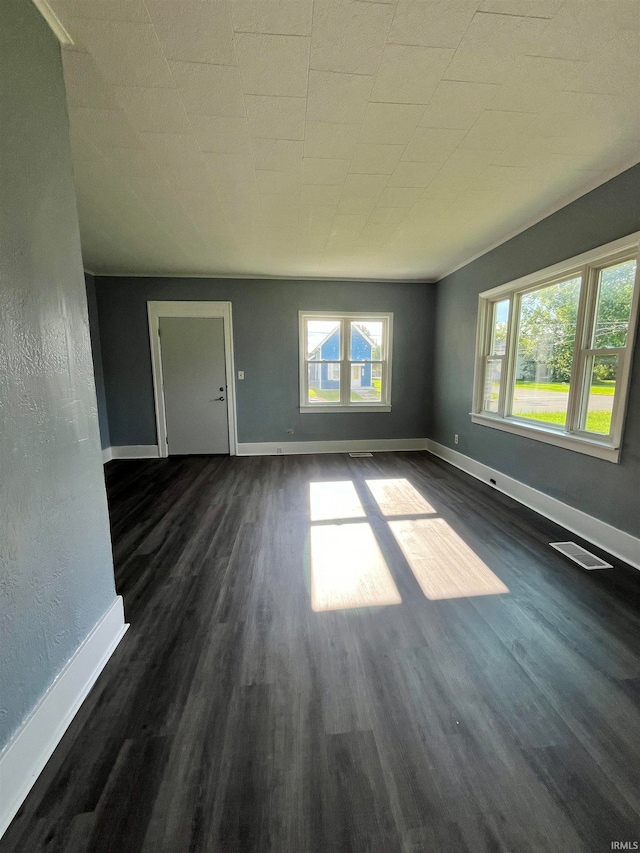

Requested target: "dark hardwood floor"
[{"left": 3, "top": 451, "right": 640, "bottom": 852}]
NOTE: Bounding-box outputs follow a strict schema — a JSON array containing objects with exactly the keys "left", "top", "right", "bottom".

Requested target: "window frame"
[
  {"left": 299, "top": 311, "right": 393, "bottom": 413},
  {"left": 471, "top": 233, "right": 640, "bottom": 463}
]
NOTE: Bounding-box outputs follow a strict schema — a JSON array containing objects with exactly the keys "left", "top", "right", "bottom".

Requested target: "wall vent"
[
  {"left": 349, "top": 451, "right": 373, "bottom": 457},
  {"left": 550, "top": 541, "right": 613, "bottom": 570}
]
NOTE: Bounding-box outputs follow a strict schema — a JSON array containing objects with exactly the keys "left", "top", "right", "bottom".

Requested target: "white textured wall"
[{"left": 0, "top": 0, "right": 117, "bottom": 749}]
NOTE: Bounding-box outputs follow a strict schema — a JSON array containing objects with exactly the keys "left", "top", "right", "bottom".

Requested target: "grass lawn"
[
  {"left": 518, "top": 410, "right": 611, "bottom": 434},
  {"left": 515, "top": 381, "right": 614, "bottom": 396},
  {"left": 309, "top": 388, "right": 340, "bottom": 402}
]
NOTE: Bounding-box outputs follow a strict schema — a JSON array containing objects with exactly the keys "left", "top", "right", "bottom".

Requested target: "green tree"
[{"left": 516, "top": 261, "right": 635, "bottom": 383}]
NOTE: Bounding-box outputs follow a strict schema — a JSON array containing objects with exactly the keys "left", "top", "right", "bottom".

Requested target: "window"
[
  {"left": 472, "top": 234, "right": 640, "bottom": 463},
  {"left": 300, "top": 312, "right": 393, "bottom": 412}
]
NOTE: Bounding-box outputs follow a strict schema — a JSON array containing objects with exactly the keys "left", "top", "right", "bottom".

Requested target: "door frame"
[{"left": 147, "top": 301, "right": 238, "bottom": 457}]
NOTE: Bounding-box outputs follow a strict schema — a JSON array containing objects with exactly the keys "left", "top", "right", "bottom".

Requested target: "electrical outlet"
[
  {"left": 237, "top": 370, "right": 245, "bottom": 380},
  {"left": 454, "top": 434, "right": 459, "bottom": 444},
  {"left": 286, "top": 429, "right": 294, "bottom": 435}
]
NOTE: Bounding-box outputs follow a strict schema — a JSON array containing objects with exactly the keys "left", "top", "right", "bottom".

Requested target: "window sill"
[
  {"left": 470, "top": 413, "right": 620, "bottom": 463},
  {"left": 300, "top": 405, "right": 392, "bottom": 414}
]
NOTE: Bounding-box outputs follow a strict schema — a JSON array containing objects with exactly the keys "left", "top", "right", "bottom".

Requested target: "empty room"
[{"left": 2, "top": 0, "right": 640, "bottom": 851}]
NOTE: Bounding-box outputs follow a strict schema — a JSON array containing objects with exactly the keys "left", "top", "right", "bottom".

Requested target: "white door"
[{"left": 159, "top": 317, "right": 230, "bottom": 455}]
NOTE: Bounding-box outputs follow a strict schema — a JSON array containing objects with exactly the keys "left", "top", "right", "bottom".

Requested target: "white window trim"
[
  {"left": 471, "top": 232, "right": 640, "bottom": 463},
  {"left": 299, "top": 311, "right": 393, "bottom": 413}
]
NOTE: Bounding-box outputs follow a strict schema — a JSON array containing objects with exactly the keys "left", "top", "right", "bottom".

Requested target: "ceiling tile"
[
  {"left": 103, "top": 148, "right": 163, "bottom": 179},
  {"left": 349, "top": 144, "right": 405, "bottom": 174},
  {"left": 388, "top": 0, "right": 479, "bottom": 48},
  {"left": 359, "top": 103, "right": 424, "bottom": 144},
  {"left": 342, "top": 173, "right": 389, "bottom": 198},
  {"left": 252, "top": 138, "right": 303, "bottom": 172},
  {"left": 402, "top": 126, "right": 468, "bottom": 162},
  {"left": 357, "top": 222, "right": 399, "bottom": 244},
  {"left": 307, "top": 71, "right": 374, "bottom": 124},
  {"left": 299, "top": 204, "right": 337, "bottom": 227},
  {"left": 256, "top": 170, "right": 301, "bottom": 196},
  {"left": 311, "top": 0, "right": 395, "bottom": 76},
  {"left": 327, "top": 213, "right": 368, "bottom": 238},
  {"left": 368, "top": 206, "right": 408, "bottom": 226},
  {"left": 304, "top": 122, "right": 360, "bottom": 159},
  {"left": 388, "top": 161, "right": 441, "bottom": 187},
  {"left": 377, "top": 186, "right": 423, "bottom": 207},
  {"left": 245, "top": 95, "right": 307, "bottom": 139},
  {"left": 460, "top": 110, "right": 537, "bottom": 150},
  {"left": 229, "top": 0, "right": 313, "bottom": 36},
  {"left": 62, "top": 50, "right": 118, "bottom": 109},
  {"left": 139, "top": 131, "right": 200, "bottom": 164},
  {"left": 418, "top": 80, "right": 499, "bottom": 129},
  {"left": 113, "top": 86, "right": 189, "bottom": 133},
  {"left": 59, "top": 0, "right": 640, "bottom": 279},
  {"left": 206, "top": 152, "right": 257, "bottom": 184},
  {"left": 336, "top": 196, "right": 379, "bottom": 215},
  {"left": 371, "top": 45, "right": 454, "bottom": 105},
  {"left": 301, "top": 185, "right": 343, "bottom": 205},
  {"left": 236, "top": 33, "right": 310, "bottom": 97},
  {"left": 189, "top": 115, "right": 252, "bottom": 154},
  {"left": 477, "top": 0, "right": 563, "bottom": 16},
  {"left": 50, "top": 0, "right": 150, "bottom": 22},
  {"left": 169, "top": 62, "right": 245, "bottom": 117},
  {"left": 302, "top": 158, "right": 350, "bottom": 185},
  {"left": 146, "top": 0, "right": 236, "bottom": 65},
  {"left": 68, "top": 124, "right": 99, "bottom": 163},
  {"left": 70, "top": 107, "right": 141, "bottom": 150},
  {"left": 69, "top": 20, "right": 175, "bottom": 88},
  {"left": 444, "top": 12, "right": 547, "bottom": 85}
]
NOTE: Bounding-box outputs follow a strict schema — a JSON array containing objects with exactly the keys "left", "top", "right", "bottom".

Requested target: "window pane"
[
  {"left": 483, "top": 358, "right": 501, "bottom": 412},
  {"left": 307, "top": 319, "right": 340, "bottom": 360},
  {"left": 511, "top": 277, "right": 581, "bottom": 427},
  {"left": 583, "top": 354, "right": 617, "bottom": 435},
  {"left": 351, "top": 362, "right": 382, "bottom": 402},
  {"left": 350, "top": 321, "right": 383, "bottom": 360},
  {"left": 491, "top": 299, "right": 509, "bottom": 355},
  {"left": 592, "top": 259, "right": 636, "bottom": 349},
  {"left": 307, "top": 362, "right": 340, "bottom": 403}
]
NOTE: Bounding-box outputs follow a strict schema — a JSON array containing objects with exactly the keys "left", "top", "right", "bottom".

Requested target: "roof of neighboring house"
[{"left": 309, "top": 323, "right": 377, "bottom": 358}]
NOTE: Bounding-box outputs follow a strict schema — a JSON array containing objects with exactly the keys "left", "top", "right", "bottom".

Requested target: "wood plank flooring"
[{"left": 3, "top": 451, "right": 640, "bottom": 852}]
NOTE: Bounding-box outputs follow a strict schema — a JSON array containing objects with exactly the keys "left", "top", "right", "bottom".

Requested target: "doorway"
[{"left": 148, "top": 302, "right": 237, "bottom": 457}]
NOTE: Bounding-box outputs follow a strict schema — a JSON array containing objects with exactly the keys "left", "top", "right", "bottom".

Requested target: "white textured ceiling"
[{"left": 52, "top": 0, "right": 639, "bottom": 280}]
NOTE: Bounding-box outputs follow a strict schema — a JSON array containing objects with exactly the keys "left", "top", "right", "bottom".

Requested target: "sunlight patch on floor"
[
  {"left": 309, "top": 481, "right": 366, "bottom": 522},
  {"left": 310, "top": 523, "right": 402, "bottom": 612},
  {"left": 365, "top": 478, "right": 436, "bottom": 516},
  {"left": 388, "top": 518, "right": 509, "bottom": 600}
]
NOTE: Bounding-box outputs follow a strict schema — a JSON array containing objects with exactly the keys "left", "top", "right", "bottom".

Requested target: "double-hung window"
[
  {"left": 300, "top": 312, "right": 393, "bottom": 412},
  {"left": 472, "top": 233, "right": 640, "bottom": 462}
]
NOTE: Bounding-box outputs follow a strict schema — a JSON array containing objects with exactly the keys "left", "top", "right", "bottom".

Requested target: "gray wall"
[
  {"left": 432, "top": 163, "right": 640, "bottom": 538},
  {"left": 94, "top": 278, "right": 435, "bottom": 446},
  {"left": 85, "top": 273, "right": 111, "bottom": 450},
  {"left": 0, "top": 1, "right": 117, "bottom": 749}
]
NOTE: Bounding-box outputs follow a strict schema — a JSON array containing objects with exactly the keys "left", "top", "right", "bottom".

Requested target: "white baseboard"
[
  {"left": 0, "top": 597, "right": 128, "bottom": 840},
  {"left": 425, "top": 439, "right": 640, "bottom": 571},
  {"left": 103, "top": 445, "right": 159, "bottom": 462},
  {"left": 237, "top": 438, "right": 428, "bottom": 456}
]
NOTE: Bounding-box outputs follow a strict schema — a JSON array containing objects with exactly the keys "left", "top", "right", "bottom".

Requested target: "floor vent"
[
  {"left": 349, "top": 451, "right": 373, "bottom": 458},
  {"left": 550, "top": 541, "right": 613, "bottom": 570}
]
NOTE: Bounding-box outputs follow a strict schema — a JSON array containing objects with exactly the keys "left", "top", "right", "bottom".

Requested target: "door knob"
[{"left": 215, "top": 396, "right": 225, "bottom": 401}]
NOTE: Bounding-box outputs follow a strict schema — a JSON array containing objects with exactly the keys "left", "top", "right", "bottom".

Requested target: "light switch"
[{"left": 237, "top": 370, "right": 245, "bottom": 380}]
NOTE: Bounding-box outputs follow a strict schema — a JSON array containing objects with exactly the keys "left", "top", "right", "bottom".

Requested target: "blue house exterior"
[{"left": 309, "top": 325, "right": 374, "bottom": 390}]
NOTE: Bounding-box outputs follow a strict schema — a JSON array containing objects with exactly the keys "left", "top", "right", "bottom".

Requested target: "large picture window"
[
  {"left": 300, "top": 312, "right": 393, "bottom": 412},
  {"left": 472, "top": 234, "right": 640, "bottom": 462}
]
